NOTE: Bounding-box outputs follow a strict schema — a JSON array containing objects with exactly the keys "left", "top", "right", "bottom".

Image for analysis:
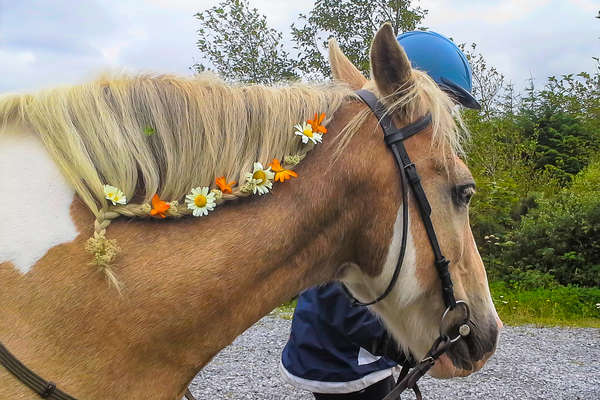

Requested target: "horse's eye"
[{"left": 454, "top": 184, "right": 475, "bottom": 207}]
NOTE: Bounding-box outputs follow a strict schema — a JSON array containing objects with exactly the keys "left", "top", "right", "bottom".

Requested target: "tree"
[
  {"left": 194, "top": 0, "right": 298, "bottom": 84},
  {"left": 459, "top": 42, "right": 505, "bottom": 118},
  {"left": 291, "top": 0, "right": 428, "bottom": 79},
  {"left": 193, "top": 0, "right": 427, "bottom": 82},
  {"left": 518, "top": 70, "right": 600, "bottom": 183},
  {"left": 501, "top": 159, "right": 600, "bottom": 287}
]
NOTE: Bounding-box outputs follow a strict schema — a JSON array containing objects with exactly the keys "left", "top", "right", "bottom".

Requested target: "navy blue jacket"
[{"left": 280, "top": 283, "right": 397, "bottom": 393}]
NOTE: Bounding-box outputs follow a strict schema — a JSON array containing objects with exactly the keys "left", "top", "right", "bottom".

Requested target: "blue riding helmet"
[{"left": 397, "top": 30, "right": 481, "bottom": 109}]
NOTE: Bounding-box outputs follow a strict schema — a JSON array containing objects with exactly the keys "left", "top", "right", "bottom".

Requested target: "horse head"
[{"left": 330, "top": 24, "right": 501, "bottom": 378}]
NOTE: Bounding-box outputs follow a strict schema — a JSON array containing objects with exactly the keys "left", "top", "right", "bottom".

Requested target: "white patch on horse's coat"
[
  {"left": 379, "top": 208, "right": 419, "bottom": 304},
  {"left": 0, "top": 126, "right": 79, "bottom": 273},
  {"left": 341, "top": 206, "right": 432, "bottom": 358},
  {"left": 341, "top": 207, "right": 419, "bottom": 305}
]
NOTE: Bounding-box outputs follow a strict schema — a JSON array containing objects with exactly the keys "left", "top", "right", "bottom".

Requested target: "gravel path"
[{"left": 190, "top": 314, "right": 599, "bottom": 400}]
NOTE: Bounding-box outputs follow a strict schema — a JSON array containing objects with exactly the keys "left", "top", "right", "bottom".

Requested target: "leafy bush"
[
  {"left": 464, "top": 67, "right": 600, "bottom": 288},
  {"left": 464, "top": 108, "right": 546, "bottom": 273},
  {"left": 506, "top": 270, "right": 558, "bottom": 291},
  {"left": 500, "top": 160, "right": 600, "bottom": 287},
  {"left": 519, "top": 70, "right": 600, "bottom": 183}
]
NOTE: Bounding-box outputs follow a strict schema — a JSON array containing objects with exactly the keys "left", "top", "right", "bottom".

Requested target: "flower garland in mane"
[
  {"left": 0, "top": 72, "right": 356, "bottom": 292},
  {"left": 88, "top": 112, "right": 329, "bottom": 291}
]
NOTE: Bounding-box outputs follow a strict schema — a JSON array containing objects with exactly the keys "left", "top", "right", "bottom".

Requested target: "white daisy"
[
  {"left": 185, "top": 186, "right": 217, "bottom": 217},
  {"left": 294, "top": 122, "right": 322, "bottom": 144},
  {"left": 244, "top": 162, "right": 275, "bottom": 195},
  {"left": 103, "top": 185, "right": 127, "bottom": 205}
]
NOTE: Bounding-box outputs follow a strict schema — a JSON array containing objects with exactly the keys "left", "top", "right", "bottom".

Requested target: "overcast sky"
[{"left": 0, "top": 0, "right": 598, "bottom": 94}]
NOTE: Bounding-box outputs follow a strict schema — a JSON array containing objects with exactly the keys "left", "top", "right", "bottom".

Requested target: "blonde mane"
[
  {"left": 0, "top": 73, "right": 355, "bottom": 217},
  {"left": 0, "top": 65, "right": 466, "bottom": 289}
]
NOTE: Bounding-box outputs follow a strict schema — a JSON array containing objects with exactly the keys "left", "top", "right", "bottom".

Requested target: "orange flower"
[
  {"left": 215, "top": 176, "right": 236, "bottom": 194},
  {"left": 269, "top": 158, "right": 298, "bottom": 183},
  {"left": 307, "top": 112, "right": 327, "bottom": 135},
  {"left": 150, "top": 194, "right": 170, "bottom": 218}
]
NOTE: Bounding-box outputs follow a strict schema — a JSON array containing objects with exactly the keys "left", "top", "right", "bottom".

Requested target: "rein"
[
  {"left": 0, "top": 342, "right": 75, "bottom": 400},
  {"left": 347, "top": 90, "right": 471, "bottom": 399},
  {"left": 0, "top": 336, "right": 200, "bottom": 400}
]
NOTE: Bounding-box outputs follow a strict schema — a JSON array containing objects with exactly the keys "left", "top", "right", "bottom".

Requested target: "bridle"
[
  {"left": 343, "top": 90, "right": 457, "bottom": 309},
  {"left": 342, "top": 90, "right": 472, "bottom": 399}
]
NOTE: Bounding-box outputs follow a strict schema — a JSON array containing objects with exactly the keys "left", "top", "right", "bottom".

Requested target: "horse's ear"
[
  {"left": 328, "top": 38, "right": 367, "bottom": 90},
  {"left": 370, "top": 23, "right": 413, "bottom": 97}
]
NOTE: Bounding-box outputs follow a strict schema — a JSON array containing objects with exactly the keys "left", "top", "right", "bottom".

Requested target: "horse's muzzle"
[{"left": 429, "top": 314, "right": 501, "bottom": 378}]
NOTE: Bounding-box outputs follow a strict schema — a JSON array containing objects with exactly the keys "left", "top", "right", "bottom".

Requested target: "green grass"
[
  {"left": 490, "top": 281, "right": 600, "bottom": 328},
  {"left": 272, "top": 298, "right": 297, "bottom": 320},
  {"left": 274, "top": 284, "right": 600, "bottom": 328}
]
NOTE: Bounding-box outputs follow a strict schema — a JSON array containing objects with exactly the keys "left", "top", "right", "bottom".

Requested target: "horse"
[{"left": 0, "top": 24, "right": 501, "bottom": 399}]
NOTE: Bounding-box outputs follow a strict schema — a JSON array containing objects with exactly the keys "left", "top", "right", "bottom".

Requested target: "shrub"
[{"left": 500, "top": 160, "right": 600, "bottom": 287}]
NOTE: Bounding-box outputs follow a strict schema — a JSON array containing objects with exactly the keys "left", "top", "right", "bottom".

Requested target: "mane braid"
[
  {"left": 0, "top": 70, "right": 465, "bottom": 287},
  {"left": 0, "top": 73, "right": 355, "bottom": 287},
  {"left": 0, "top": 73, "right": 356, "bottom": 211}
]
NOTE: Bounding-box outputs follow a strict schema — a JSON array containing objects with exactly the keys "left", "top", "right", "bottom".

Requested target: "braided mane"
[
  {"left": 0, "top": 73, "right": 354, "bottom": 218},
  {"left": 0, "top": 73, "right": 355, "bottom": 288},
  {"left": 0, "top": 67, "right": 464, "bottom": 289}
]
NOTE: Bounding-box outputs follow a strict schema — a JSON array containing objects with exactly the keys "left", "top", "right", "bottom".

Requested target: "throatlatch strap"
[
  {"left": 0, "top": 342, "right": 78, "bottom": 400},
  {"left": 353, "top": 90, "right": 456, "bottom": 309}
]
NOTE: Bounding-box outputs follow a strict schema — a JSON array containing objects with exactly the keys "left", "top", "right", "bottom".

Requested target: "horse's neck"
[
  {"left": 0, "top": 117, "right": 362, "bottom": 399},
  {"left": 182, "top": 144, "right": 360, "bottom": 337}
]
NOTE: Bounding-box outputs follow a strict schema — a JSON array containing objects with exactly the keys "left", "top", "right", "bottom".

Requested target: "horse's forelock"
[{"left": 331, "top": 71, "right": 468, "bottom": 168}]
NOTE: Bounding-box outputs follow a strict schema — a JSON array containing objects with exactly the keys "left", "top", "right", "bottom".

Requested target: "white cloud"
[
  {"left": 0, "top": 0, "right": 597, "bottom": 94},
  {"left": 421, "top": 0, "right": 598, "bottom": 90},
  {"left": 568, "top": 0, "right": 598, "bottom": 13},
  {"left": 426, "top": 0, "right": 552, "bottom": 25}
]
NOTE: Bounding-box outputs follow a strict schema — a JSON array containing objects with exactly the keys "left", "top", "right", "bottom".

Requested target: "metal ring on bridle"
[{"left": 440, "top": 300, "right": 471, "bottom": 343}]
